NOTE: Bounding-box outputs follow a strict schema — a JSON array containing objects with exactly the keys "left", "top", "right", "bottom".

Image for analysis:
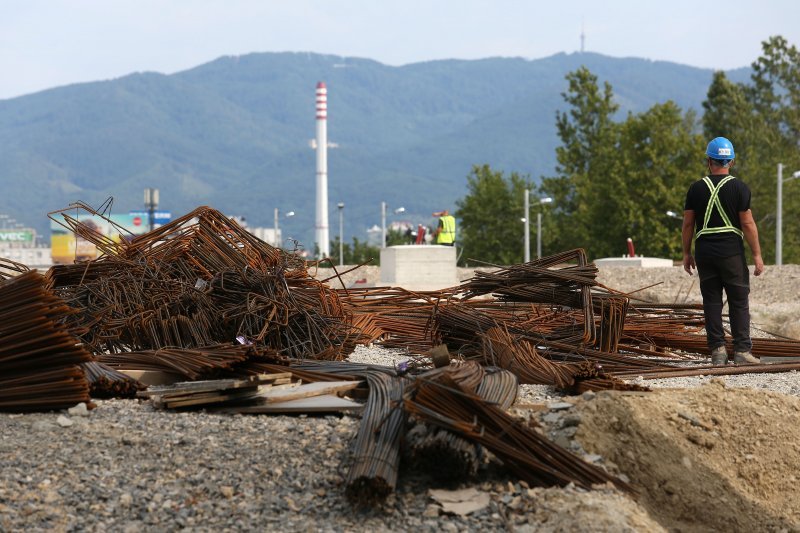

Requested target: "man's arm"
[
  {"left": 739, "top": 209, "right": 765, "bottom": 276},
  {"left": 682, "top": 210, "right": 696, "bottom": 275},
  {"left": 431, "top": 218, "right": 443, "bottom": 239}
]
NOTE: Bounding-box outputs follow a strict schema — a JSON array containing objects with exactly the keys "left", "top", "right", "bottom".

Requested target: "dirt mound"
[
  {"left": 512, "top": 485, "right": 666, "bottom": 533},
  {"left": 575, "top": 382, "right": 800, "bottom": 531}
]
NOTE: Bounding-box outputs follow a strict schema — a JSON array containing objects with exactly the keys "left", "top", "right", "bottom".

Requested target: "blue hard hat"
[{"left": 706, "top": 137, "right": 735, "bottom": 160}]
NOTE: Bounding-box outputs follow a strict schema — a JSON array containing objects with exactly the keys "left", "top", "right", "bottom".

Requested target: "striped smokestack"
[{"left": 315, "top": 81, "right": 330, "bottom": 258}]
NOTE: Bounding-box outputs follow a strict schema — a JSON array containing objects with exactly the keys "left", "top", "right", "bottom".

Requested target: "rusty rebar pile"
[
  {"left": 0, "top": 271, "right": 92, "bottom": 411},
  {"left": 341, "top": 247, "right": 800, "bottom": 386},
  {"left": 46, "top": 203, "right": 358, "bottom": 362},
  {"left": 460, "top": 249, "right": 597, "bottom": 345}
]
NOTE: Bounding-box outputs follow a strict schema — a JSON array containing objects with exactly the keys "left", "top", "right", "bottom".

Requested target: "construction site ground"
[
  {"left": 3, "top": 346, "right": 800, "bottom": 532},
  {"left": 1, "top": 265, "right": 798, "bottom": 531}
]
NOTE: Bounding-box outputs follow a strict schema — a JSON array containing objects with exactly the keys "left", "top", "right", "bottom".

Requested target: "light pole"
[
  {"left": 524, "top": 190, "right": 530, "bottom": 262},
  {"left": 0, "top": 214, "right": 7, "bottom": 229},
  {"left": 535, "top": 197, "right": 553, "bottom": 260},
  {"left": 144, "top": 188, "right": 159, "bottom": 232},
  {"left": 273, "top": 208, "right": 295, "bottom": 248},
  {"left": 380, "top": 202, "right": 405, "bottom": 248},
  {"left": 776, "top": 163, "right": 800, "bottom": 266},
  {"left": 337, "top": 202, "right": 345, "bottom": 266},
  {"left": 274, "top": 208, "right": 279, "bottom": 247}
]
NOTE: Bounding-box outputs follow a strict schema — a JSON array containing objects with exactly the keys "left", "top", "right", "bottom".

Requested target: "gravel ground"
[
  {"left": 0, "top": 390, "right": 651, "bottom": 532},
  {"left": 3, "top": 344, "right": 800, "bottom": 531}
]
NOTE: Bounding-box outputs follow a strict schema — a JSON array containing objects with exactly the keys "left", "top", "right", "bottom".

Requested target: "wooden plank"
[
  {"left": 138, "top": 373, "right": 290, "bottom": 397},
  {"left": 158, "top": 389, "right": 265, "bottom": 409},
  {"left": 157, "top": 386, "right": 260, "bottom": 403},
  {"left": 120, "top": 370, "right": 183, "bottom": 387},
  {"left": 219, "top": 394, "right": 364, "bottom": 414},
  {"left": 258, "top": 380, "right": 361, "bottom": 404}
]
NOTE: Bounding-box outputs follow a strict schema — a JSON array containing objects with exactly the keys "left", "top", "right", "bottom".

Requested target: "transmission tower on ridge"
[{"left": 580, "top": 21, "right": 586, "bottom": 53}]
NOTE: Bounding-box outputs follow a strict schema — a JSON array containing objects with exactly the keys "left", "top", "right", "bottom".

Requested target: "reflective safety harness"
[{"left": 696, "top": 176, "right": 743, "bottom": 239}]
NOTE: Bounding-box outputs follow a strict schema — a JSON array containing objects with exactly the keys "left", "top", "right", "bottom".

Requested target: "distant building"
[
  {"left": 248, "top": 227, "right": 281, "bottom": 248},
  {"left": 366, "top": 224, "right": 382, "bottom": 247},
  {"left": 0, "top": 227, "right": 53, "bottom": 270}
]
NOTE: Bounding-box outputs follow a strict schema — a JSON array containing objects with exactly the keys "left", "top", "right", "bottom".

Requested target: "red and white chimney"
[{"left": 315, "top": 82, "right": 330, "bottom": 258}]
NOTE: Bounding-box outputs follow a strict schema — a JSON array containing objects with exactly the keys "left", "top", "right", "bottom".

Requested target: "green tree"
[
  {"left": 330, "top": 236, "right": 381, "bottom": 266},
  {"left": 540, "top": 68, "right": 703, "bottom": 259},
  {"left": 540, "top": 68, "right": 619, "bottom": 253},
  {"left": 702, "top": 36, "right": 800, "bottom": 263},
  {"left": 615, "top": 103, "right": 704, "bottom": 258},
  {"left": 455, "top": 164, "right": 533, "bottom": 264},
  {"left": 329, "top": 229, "right": 406, "bottom": 266}
]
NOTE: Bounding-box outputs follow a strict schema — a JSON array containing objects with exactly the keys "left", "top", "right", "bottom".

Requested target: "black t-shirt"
[{"left": 684, "top": 174, "right": 751, "bottom": 258}]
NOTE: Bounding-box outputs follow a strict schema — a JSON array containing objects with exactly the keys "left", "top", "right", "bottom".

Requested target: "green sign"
[{"left": 0, "top": 229, "right": 34, "bottom": 243}]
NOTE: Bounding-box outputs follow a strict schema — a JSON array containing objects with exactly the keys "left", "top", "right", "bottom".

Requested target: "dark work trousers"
[{"left": 696, "top": 254, "right": 752, "bottom": 352}]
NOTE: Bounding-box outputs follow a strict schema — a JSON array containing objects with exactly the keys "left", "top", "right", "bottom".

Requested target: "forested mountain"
[{"left": 0, "top": 51, "right": 748, "bottom": 244}]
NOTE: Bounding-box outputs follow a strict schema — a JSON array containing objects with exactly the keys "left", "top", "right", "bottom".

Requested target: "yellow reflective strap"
[{"left": 696, "top": 176, "right": 743, "bottom": 239}]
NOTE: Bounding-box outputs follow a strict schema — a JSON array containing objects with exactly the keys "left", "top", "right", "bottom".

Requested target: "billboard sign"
[
  {"left": 0, "top": 229, "right": 34, "bottom": 244},
  {"left": 128, "top": 211, "right": 172, "bottom": 227}
]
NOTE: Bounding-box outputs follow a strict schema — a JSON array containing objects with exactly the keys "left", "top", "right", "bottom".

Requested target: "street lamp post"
[
  {"left": 144, "top": 188, "right": 159, "bottom": 232},
  {"left": 777, "top": 163, "right": 800, "bottom": 266},
  {"left": 535, "top": 197, "right": 553, "bottom": 260},
  {"left": 273, "top": 208, "right": 295, "bottom": 248},
  {"left": 337, "top": 202, "right": 345, "bottom": 266},
  {"left": 380, "top": 202, "right": 405, "bottom": 248},
  {"left": 274, "top": 208, "right": 279, "bottom": 248},
  {"left": 381, "top": 201, "right": 387, "bottom": 249},
  {"left": 524, "top": 190, "right": 530, "bottom": 263}
]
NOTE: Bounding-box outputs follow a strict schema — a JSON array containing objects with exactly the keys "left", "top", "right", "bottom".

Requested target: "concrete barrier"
[
  {"left": 380, "top": 245, "right": 458, "bottom": 291},
  {"left": 594, "top": 257, "right": 675, "bottom": 268}
]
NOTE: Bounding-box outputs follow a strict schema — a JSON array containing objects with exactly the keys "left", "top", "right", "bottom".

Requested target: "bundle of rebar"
[
  {"left": 481, "top": 326, "right": 577, "bottom": 388},
  {"left": 460, "top": 249, "right": 597, "bottom": 345},
  {"left": 402, "top": 369, "right": 632, "bottom": 492},
  {"left": 338, "top": 286, "right": 445, "bottom": 352},
  {"left": 405, "top": 363, "right": 518, "bottom": 482},
  {"left": 81, "top": 361, "right": 146, "bottom": 398},
  {"left": 97, "top": 344, "right": 257, "bottom": 381},
  {"left": 0, "top": 271, "right": 92, "bottom": 411},
  {"left": 345, "top": 371, "right": 407, "bottom": 504}
]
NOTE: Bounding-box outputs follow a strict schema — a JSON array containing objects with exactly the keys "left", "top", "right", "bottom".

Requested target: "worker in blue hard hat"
[{"left": 681, "top": 137, "right": 764, "bottom": 366}]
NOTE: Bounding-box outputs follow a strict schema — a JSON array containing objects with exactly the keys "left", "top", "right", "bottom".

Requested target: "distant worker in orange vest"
[{"left": 432, "top": 210, "right": 456, "bottom": 246}]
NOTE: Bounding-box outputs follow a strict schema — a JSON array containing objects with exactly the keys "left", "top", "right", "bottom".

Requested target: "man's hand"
[
  {"left": 753, "top": 254, "right": 765, "bottom": 276},
  {"left": 683, "top": 254, "right": 696, "bottom": 275}
]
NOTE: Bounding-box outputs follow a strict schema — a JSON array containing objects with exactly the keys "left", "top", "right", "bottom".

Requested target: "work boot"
[
  {"left": 734, "top": 351, "right": 760, "bottom": 364},
  {"left": 711, "top": 346, "right": 728, "bottom": 366}
]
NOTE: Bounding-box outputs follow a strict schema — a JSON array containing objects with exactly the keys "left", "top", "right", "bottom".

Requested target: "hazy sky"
[{"left": 1, "top": 0, "right": 798, "bottom": 100}]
